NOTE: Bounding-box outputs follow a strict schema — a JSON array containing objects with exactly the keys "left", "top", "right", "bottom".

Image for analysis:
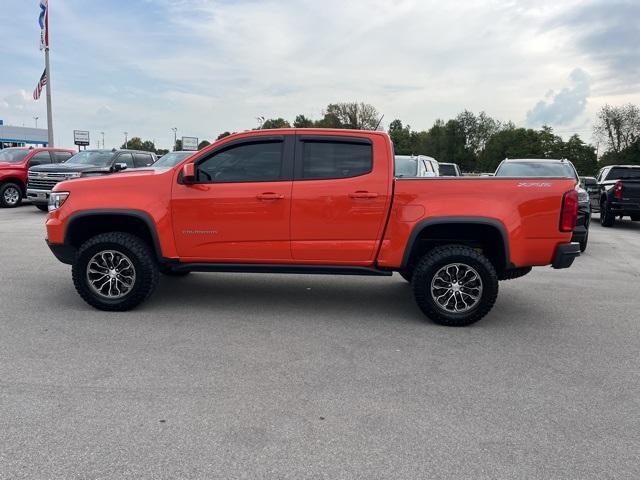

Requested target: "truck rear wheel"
[
  {"left": 72, "top": 232, "right": 159, "bottom": 311},
  {"left": 412, "top": 245, "right": 498, "bottom": 327},
  {"left": 600, "top": 199, "right": 615, "bottom": 227},
  {"left": 0, "top": 182, "right": 23, "bottom": 208}
]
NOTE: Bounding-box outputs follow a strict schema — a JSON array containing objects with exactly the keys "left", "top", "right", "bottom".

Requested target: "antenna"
[{"left": 373, "top": 114, "right": 385, "bottom": 131}]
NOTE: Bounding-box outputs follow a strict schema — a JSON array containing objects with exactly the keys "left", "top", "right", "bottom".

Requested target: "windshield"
[
  {"left": 0, "top": 149, "right": 29, "bottom": 163},
  {"left": 153, "top": 151, "right": 193, "bottom": 168},
  {"left": 605, "top": 167, "right": 640, "bottom": 181},
  {"left": 395, "top": 156, "right": 418, "bottom": 177},
  {"left": 495, "top": 162, "right": 577, "bottom": 179},
  {"left": 65, "top": 151, "right": 115, "bottom": 166},
  {"left": 439, "top": 164, "right": 458, "bottom": 176}
]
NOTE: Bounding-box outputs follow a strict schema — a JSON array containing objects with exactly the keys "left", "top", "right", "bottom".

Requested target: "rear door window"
[{"left": 300, "top": 141, "right": 372, "bottom": 180}]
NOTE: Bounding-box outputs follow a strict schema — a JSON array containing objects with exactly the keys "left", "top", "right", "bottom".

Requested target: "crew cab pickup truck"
[
  {"left": 28, "top": 149, "right": 156, "bottom": 210},
  {"left": 594, "top": 165, "right": 640, "bottom": 227},
  {"left": 45, "top": 129, "right": 580, "bottom": 326},
  {"left": 0, "top": 147, "right": 74, "bottom": 208}
]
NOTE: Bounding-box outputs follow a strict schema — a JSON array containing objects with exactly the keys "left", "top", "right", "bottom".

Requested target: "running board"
[{"left": 170, "top": 263, "right": 393, "bottom": 276}]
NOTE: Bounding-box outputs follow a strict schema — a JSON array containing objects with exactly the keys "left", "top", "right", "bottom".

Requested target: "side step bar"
[{"left": 169, "top": 263, "right": 394, "bottom": 276}]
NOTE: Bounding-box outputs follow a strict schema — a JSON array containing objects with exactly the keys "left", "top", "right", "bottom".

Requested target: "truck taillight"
[
  {"left": 560, "top": 189, "right": 578, "bottom": 232},
  {"left": 613, "top": 181, "right": 623, "bottom": 199}
]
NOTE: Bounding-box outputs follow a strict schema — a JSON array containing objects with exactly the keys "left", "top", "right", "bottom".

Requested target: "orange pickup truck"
[{"left": 45, "top": 129, "right": 580, "bottom": 326}]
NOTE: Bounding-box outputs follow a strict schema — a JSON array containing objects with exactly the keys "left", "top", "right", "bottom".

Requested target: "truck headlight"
[{"left": 48, "top": 192, "right": 70, "bottom": 212}]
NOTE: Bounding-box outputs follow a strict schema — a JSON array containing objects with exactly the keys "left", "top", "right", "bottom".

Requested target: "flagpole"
[{"left": 44, "top": 46, "right": 54, "bottom": 147}]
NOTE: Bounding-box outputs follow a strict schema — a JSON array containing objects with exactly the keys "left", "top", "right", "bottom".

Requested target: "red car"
[
  {"left": 46, "top": 129, "right": 579, "bottom": 326},
  {"left": 0, "top": 147, "right": 75, "bottom": 208}
]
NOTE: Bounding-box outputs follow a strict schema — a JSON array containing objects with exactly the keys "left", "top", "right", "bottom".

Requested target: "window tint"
[
  {"left": 302, "top": 141, "right": 372, "bottom": 179},
  {"left": 197, "top": 141, "right": 283, "bottom": 182},
  {"left": 116, "top": 153, "right": 135, "bottom": 168},
  {"left": 605, "top": 167, "right": 640, "bottom": 181},
  {"left": 133, "top": 153, "right": 153, "bottom": 167},
  {"left": 54, "top": 151, "right": 72, "bottom": 163},
  {"left": 495, "top": 162, "right": 576, "bottom": 179},
  {"left": 28, "top": 151, "right": 52, "bottom": 166},
  {"left": 439, "top": 164, "right": 459, "bottom": 176}
]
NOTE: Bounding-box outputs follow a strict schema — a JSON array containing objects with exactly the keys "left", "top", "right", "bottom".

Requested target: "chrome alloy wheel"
[
  {"left": 86, "top": 250, "right": 136, "bottom": 299},
  {"left": 430, "top": 263, "right": 483, "bottom": 313},
  {"left": 3, "top": 186, "right": 20, "bottom": 206}
]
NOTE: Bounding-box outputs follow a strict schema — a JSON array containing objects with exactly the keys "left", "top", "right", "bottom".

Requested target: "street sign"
[
  {"left": 182, "top": 136, "right": 198, "bottom": 151},
  {"left": 73, "top": 130, "right": 90, "bottom": 146}
]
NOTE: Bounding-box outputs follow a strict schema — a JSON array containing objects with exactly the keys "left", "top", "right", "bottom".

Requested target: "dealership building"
[{"left": 0, "top": 121, "right": 49, "bottom": 149}]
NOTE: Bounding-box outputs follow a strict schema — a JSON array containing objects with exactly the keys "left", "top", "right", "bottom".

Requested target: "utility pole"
[
  {"left": 44, "top": 44, "right": 54, "bottom": 146},
  {"left": 100, "top": 131, "right": 105, "bottom": 149},
  {"left": 124, "top": 132, "right": 128, "bottom": 149},
  {"left": 34, "top": 116, "right": 39, "bottom": 128},
  {"left": 171, "top": 127, "right": 178, "bottom": 151}
]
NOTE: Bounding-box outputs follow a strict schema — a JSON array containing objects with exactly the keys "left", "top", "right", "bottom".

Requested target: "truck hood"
[{"left": 29, "top": 163, "right": 112, "bottom": 174}]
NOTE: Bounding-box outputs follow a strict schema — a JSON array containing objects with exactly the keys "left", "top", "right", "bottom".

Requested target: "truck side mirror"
[
  {"left": 182, "top": 163, "right": 196, "bottom": 184},
  {"left": 112, "top": 162, "right": 128, "bottom": 172}
]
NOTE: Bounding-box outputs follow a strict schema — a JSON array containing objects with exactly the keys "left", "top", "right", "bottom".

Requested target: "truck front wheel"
[
  {"left": 72, "top": 232, "right": 159, "bottom": 311},
  {"left": 412, "top": 245, "right": 498, "bottom": 327},
  {"left": 0, "top": 182, "right": 23, "bottom": 208}
]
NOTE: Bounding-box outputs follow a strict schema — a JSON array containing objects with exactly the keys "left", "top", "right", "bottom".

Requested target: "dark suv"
[{"left": 27, "top": 149, "right": 156, "bottom": 210}]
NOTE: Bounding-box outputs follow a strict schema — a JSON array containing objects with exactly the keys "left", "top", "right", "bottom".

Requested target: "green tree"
[
  {"left": 560, "top": 134, "right": 598, "bottom": 175},
  {"left": 261, "top": 118, "right": 291, "bottom": 129},
  {"left": 121, "top": 137, "right": 156, "bottom": 152},
  {"left": 174, "top": 139, "right": 182, "bottom": 151},
  {"left": 293, "top": 114, "right": 314, "bottom": 128},
  {"left": 594, "top": 103, "right": 640, "bottom": 154},
  {"left": 388, "top": 119, "right": 413, "bottom": 155},
  {"left": 198, "top": 140, "right": 211, "bottom": 150},
  {"left": 216, "top": 131, "right": 231, "bottom": 140},
  {"left": 321, "top": 102, "right": 380, "bottom": 130},
  {"left": 599, "top": 139, "right": 640, "bottom": 167}
]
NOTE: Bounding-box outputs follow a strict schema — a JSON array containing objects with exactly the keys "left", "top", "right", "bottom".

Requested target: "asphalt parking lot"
[{"left": 1, "top": 205, "right": 639, "bottom": 479}]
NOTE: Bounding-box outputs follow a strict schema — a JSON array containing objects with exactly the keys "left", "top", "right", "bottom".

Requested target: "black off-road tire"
[
  {"left": 36, "top": 204, "right": 49, "bottom": 212},
  {"left": 498, "top": 266, "right": 532, "bottom": 281},
  {"left": 0, "top": 182, "right": 23, "bottom": 208},
  {"left": 72, "top": 232, "right": 159, "bottom": 311},
  {"left": 412, "top": 245, "right": 499, "bottom": 327},
  {"left": 600, "top": 199, "right": 615, "bottom": 227}
]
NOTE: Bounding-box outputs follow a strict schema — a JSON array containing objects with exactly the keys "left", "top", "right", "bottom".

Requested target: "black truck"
[
  {"left": 594, "top": 165, "right": 640, "bottom": 227},
  {"left": 27, "top": 149, "right": 156, "bottom": 210}
]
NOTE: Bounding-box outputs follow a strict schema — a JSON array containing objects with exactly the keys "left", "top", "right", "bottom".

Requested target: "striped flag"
[
  {"left": 39, "top": 0, "right": 49, "bottom": 50},
  {"left": 33, "top": 69, "right": 47, "bottom": 100}
]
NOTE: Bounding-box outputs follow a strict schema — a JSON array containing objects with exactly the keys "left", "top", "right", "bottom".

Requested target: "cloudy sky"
[{"left": 1, "top": 0, "right": 638, "bottom": 149}]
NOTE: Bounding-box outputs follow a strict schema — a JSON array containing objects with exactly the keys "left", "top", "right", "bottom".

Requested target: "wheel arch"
[
  {"left": 1, "top": 177, "right": 26, "bottom": 194},
  {"left": 402, "top": 217, "right": 511, "bottom": 274},
  {"left": 64, "top": 210, "right": 163, "bottom": 261}
]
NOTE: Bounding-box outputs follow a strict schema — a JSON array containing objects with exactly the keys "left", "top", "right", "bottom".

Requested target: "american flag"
[{"left": 33, "top": 69, "right": 47, "bottom": 100}]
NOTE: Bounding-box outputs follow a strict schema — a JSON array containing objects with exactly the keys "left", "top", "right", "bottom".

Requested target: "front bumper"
[
  {"left": 46, "top": 240, "right": 76, "bottom": 265},
  {"left": 552, "top": 243, "right": 580, "bottom": 269},
  {"left": 27, "top": 188, "right": 51, "bottom": 205}
]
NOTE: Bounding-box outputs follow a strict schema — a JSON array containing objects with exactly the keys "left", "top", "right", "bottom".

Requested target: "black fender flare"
[
  {"left": 63, "top": 209, "right": 164, "bottom": 261},
  {"left": 401, "top": 216, "right": 511, "bottom": 270}
]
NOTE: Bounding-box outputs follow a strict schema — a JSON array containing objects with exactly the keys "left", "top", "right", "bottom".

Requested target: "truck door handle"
[
  {"left": 256, "top": 192, "right": 284, "bottom": 200},
  {"left": 349, "top": 191, "right": 378, "bottom": 199}
]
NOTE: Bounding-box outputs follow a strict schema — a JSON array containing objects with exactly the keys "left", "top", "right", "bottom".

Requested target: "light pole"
[
  {"left": 100, "top": 131, "right": 105, "bottom": 149},
  {"left": 124, "top": 131, "right": 128, "bottom": 149},
  {"left": 33, "top": 116, "right": 39, "bottom": 128},
  {"left": 171, "top": 127, "right": 178, "bottom": 151}
]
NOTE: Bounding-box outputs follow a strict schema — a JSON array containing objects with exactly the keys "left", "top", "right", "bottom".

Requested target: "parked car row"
[{"left": 0, "top": 147, "right": 160, "bottom": 210}]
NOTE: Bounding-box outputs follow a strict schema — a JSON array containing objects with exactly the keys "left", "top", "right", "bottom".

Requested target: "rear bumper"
[
  {"left": 552, "top": 243, "right": 580, "bottom": 269},
  {"left": 609, "top": 200, "right": 640, "bottom": 214},
  {"left": 46, "top": 240, "right": 76, "bottom": 265}
]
